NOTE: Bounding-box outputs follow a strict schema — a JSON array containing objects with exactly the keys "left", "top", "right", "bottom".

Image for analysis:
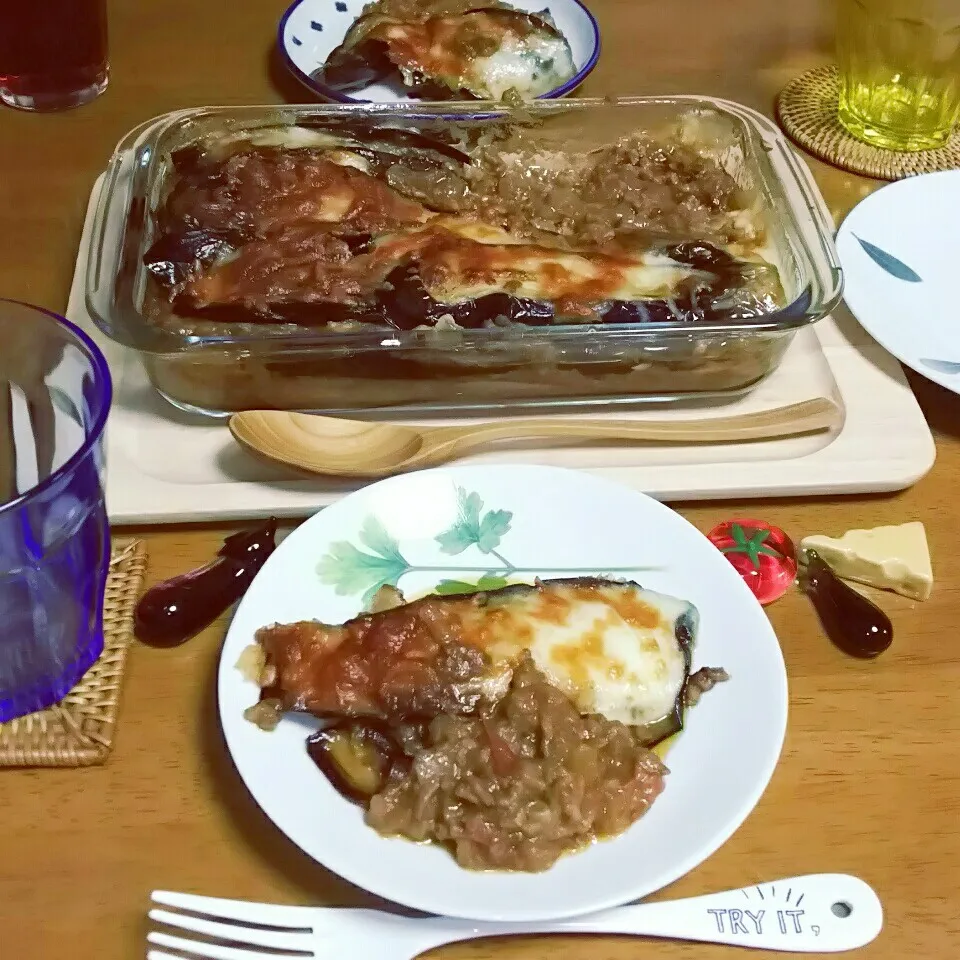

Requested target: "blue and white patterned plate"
[
  {"left": 218, "top": 464, "right": 787, "bottom": 923},
  {"left": 836, "top": 169, "right": 960, "bottom": 396},
  {"left": 277, "top": 0, "right": 600, "bottom": 103}
]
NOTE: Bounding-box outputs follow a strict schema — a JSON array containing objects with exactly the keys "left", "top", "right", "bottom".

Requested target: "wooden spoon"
[{"left": 228, "top": 398, "right": 841, "bottom": 479}]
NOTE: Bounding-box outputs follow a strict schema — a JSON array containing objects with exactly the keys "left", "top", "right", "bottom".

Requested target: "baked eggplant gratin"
[
  {"left": 314, "top": 0, "right": 578, "bottom": 100},
  {"left": 143, "top": 116, "right": 785, "bottom": 338},
  {"left": 238, "top": 577, "right": 728, "bottom": 872}
]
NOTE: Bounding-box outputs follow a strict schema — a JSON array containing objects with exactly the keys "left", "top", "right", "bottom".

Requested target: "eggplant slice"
[
  {"left": 313, "top": 38, "right": 398, "bottom": 93},
  {"left": 318, "top": 6, "right": 576, "bottom": 99},
  {"left": 251, "top": 577, "right": 706, "bottom": 738},
  {"left": 143, "top": 229, "right": 239, "bottom": 288},
  {"left": 307, "top": 722, "right": 408, "bottom": 805}
]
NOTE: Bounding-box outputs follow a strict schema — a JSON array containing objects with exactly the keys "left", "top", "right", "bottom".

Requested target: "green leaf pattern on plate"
[
  {"left": 434, "top": 574, "right": 511, "bottom": 596},
  {"left": 435, "top": 488, "right": 513, "bottom": 557},
  {"left": 317, "top": 516, "right": 410, "bottom": 605},
  {"left": 317, "top": 485, "right": 662, "bottom": 601}
]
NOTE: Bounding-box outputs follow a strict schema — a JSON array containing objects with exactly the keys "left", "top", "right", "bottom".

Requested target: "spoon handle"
[
  {"left": 413, "top": 874, "right": 882, "bottom": 954},
  {"left": 431, "top": 398, "right": 841, "bottom": 457}
]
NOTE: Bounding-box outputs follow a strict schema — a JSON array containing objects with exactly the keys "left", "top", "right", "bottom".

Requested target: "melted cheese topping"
[
  {"left": 469, "top": 29, "right": 575, "bottom": 99},
  {"left": 371, "top": 219, "right": 705, "bottom": 305},
  {"left": 371, "top": 10, "right": 575, "bottom": 98},
  {"left": 456, "top": 582, "right": 696, "bottom": 725},
  {"left": 429, "top": 246, "right": 699, "bottom": 303}
]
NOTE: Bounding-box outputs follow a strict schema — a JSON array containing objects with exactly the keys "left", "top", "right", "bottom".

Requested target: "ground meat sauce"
[
  {"left": 683, "top": 665, "right": 731, "bottom": 708},
  {"left": 438, "top": 127, "right": 753, "bottom": 250},
  {"left": 364, "top": 652, "right": 668, "bottom": 872},
  {"left": 161, "top": 149, "right": 430, "bottom": 239}
]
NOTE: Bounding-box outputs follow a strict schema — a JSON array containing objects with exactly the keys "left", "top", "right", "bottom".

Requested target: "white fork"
[{"left": 147, "top": 873, "right": 882, "bottom": 959}]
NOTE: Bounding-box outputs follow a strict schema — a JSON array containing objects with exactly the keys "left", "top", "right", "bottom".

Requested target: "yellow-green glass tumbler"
[{"left": 836, "top": 0, "right": 960, "bottom": 151}]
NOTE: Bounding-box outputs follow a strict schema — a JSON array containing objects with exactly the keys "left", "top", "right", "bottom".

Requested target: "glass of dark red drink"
[{"left": 0, "top": 0, "right": 108, "bottom": 111}]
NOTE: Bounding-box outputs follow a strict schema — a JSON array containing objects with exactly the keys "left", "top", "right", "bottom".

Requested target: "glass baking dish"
[{"left": 85, "top": 97, "right": 843, "bottom": 417}]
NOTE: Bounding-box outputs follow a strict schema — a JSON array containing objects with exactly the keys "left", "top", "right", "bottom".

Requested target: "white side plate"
[
  {"left": 218, "top": 465, "right": 788, "bottom": 922},
  {"left": 277, "top": 0, "right": 600, "bottom": 103},
  {"left": 837, "top": 169, "right": 960, "bottom": 397}
]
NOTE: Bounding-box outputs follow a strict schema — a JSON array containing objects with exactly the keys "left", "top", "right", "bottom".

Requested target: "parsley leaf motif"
[
  {"left": 317, "top": 516, "right": 410, "bottom": 605},
  {"left": 719, "top": 523, "right": 783, "bottom": 570},
  {"left": 435, "top": 487, "right": 514, "bottom": 556},
  {"left": 433, "top": 574, "right": 510, "bottom": 596}
]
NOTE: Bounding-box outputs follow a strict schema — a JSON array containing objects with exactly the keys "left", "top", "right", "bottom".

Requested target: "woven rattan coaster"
[
  {"left": 0, "top": 538, "right": 147, "bottom": 768},
  {"left": 777, "top": 64, "right": 960, "bottom": 181}
]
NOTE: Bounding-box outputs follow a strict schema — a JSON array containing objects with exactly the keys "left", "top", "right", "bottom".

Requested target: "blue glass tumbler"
[{"left": 0, "top": 300, "right": 112, "bottom": 723}]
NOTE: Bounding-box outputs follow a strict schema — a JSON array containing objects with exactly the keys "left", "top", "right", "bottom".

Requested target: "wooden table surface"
[{"left": 2, "top": 1, "right": 960, "bottom": 958}]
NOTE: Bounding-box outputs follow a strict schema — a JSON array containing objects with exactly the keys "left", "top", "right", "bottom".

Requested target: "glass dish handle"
[{"left": 85, "top": 150, "right": 130, "bottom": 308}]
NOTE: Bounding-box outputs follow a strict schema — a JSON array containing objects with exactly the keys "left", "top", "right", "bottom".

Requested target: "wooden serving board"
[{"left": 69, "top": 175, "right": 935, "bottom": 523}]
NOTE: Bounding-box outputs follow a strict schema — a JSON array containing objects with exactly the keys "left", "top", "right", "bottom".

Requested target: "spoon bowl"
[
  {"left": 233, "top": 412, "right": 427, "bottom": 474},
  {"left": 228, "top": 398, "right": 842, "bottom": 479}
]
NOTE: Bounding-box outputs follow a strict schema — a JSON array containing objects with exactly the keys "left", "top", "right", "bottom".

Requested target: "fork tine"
[
  {"left": 150, "top": 909, "right": 313, "bottom": 953},
  {"left": 147, "top": 930, "right": 307, "bottom": 960},
  {"left": 151, "top": 891, "right": 313, "bottom": 929}
]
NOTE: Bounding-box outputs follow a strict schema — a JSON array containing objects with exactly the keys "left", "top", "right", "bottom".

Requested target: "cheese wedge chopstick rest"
[{"left": 799, "top": 522, "right": 932, "bottom": 601}]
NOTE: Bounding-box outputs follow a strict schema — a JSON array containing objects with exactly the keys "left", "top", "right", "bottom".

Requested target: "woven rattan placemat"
[
  {"left": 777, "top": 64, "right": 960, "bottom": 181},
  {"left": 0, "top": 538, "right": 147, "bottom": 768}
]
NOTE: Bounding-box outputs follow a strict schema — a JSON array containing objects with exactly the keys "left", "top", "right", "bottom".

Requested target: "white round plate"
[
  {"left": 218, "top": 465, "right": 787, "bottom": 922},
  {"left": 836, "top": 169, "right": 960, "bottom": 395},
  {"left": 277, "top": 0, "right": 600, "bottom": 103}
]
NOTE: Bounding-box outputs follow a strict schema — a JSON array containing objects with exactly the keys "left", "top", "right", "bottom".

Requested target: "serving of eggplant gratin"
[
  {"left": 238, "top": 577, "right": 728, "bottom": 872},
  {"left": 144, "top": 115, "right": 784, "bottom": 337},
  {"left": 315, "top": 0, "right": 578, "bottom": 100}
]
